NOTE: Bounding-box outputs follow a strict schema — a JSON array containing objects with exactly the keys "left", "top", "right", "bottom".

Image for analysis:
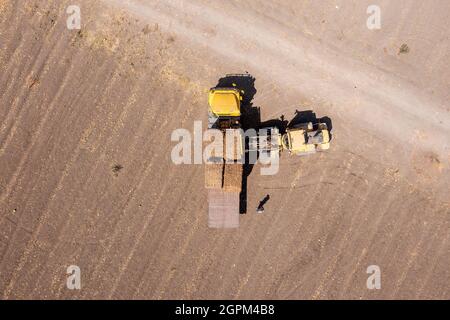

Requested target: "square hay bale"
[
  {"left": 204, "top": 130, "right": 224, "bottom": 159},
  {"left": 223, "top": 163, "right": 243, "bottom": 192},
  {"left": 224, "top": 129, "right": 243, "bottom": 161},
  {"left": 205, "top": 163, "right": 223, "bottom": 189},
  {"left": 204, "top": 129, "right": 243, "bottom": 161}
]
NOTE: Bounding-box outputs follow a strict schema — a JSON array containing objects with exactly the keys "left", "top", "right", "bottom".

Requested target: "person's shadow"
[{"left": 257, "top": 194, "right": 270, "bottom": 212}]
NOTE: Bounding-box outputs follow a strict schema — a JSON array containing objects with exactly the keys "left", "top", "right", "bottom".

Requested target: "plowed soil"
[{"left": 0, "top": 0, "right": 449, "bottom": 299}]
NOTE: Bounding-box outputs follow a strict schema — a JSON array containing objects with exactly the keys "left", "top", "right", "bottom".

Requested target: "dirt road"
[{"left": 0, "top": 0, "right": 449, "bottom": 299}]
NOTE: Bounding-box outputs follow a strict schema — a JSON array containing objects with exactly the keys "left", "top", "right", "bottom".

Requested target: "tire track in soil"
[
  {"left": 27, "top": 68, "right": 140, "bottom": 298},
  {"left": 76, "top": 80, "right": 200, "bottom": 298},
  {"left": 1, "top": 58, "right": 116, "bottom": 298}
]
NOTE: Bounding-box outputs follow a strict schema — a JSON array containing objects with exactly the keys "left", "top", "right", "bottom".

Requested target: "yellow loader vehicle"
[
  {"left": 250, "top": 122, "right": 330, "bottom": 157},
  {"left": 281, "top": 122, "right": 330, "bottom": 154}
]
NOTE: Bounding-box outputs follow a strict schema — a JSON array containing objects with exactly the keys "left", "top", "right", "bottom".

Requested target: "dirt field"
[{"left": 0, "top": 0, "right": 449, "bottom": 299}]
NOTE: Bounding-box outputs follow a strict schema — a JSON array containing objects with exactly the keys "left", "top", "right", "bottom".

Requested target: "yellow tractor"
[
  {"left": 251, "top": 122, "right": 330, "bottom": 157},
  {"left": 280, "top": 122, "right": 330, "bottom": 155}
]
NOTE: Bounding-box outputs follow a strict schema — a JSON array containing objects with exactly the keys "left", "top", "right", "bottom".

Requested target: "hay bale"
[
  {"left": 224, "top": 129, "right": 243, "bottom": 161},
  {"left": 223, "top": 163, "right": 243, "bottom": 192},
  {"left": 204, "top": 129, "right": 224, "bottom": 159},
  {"left": 204, "top": 129, "right": 242, "bottom": 161},
  {"left": 205, "top": 163, "right": 223, "bottom": 189}
]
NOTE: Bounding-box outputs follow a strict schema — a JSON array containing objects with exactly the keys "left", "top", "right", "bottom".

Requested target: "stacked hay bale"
[
  {"left": 204, "top": 129, "right": 243, "bottom": 192},
  {"left": 223, "top": 163, "right": 243, "bottom": 192},
  {"left": 204, "top": 129, "right": 243, "bottom": 228}
]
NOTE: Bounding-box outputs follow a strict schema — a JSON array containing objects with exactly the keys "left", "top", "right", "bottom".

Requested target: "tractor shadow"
[
  {"left": 288, "top": 110, "right": 333, "bottom": 140},
  {"left": 259, "top": 115, "right": 289, "bottom": 134}
]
